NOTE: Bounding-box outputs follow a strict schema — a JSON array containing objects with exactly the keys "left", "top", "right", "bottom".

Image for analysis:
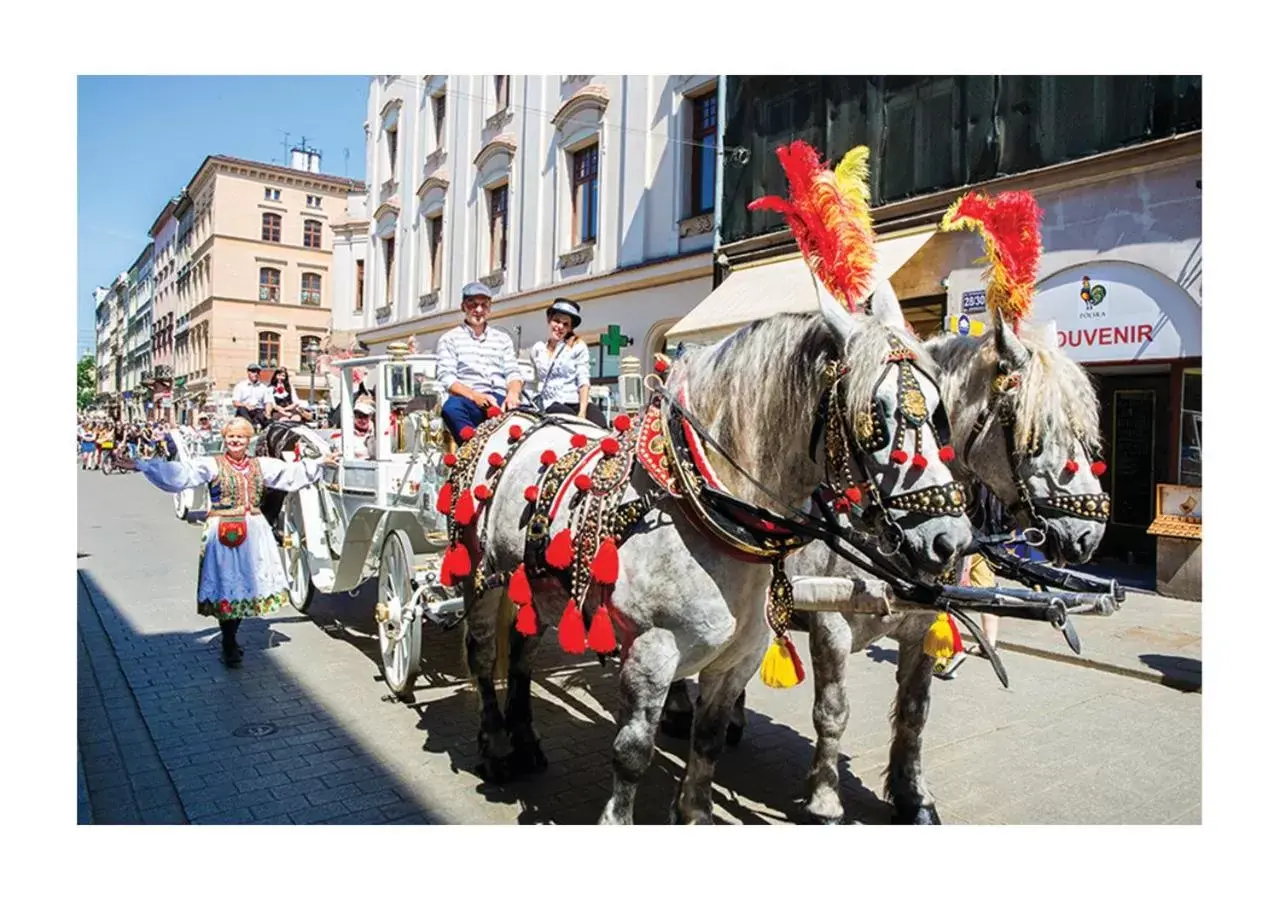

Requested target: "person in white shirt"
[
  {"left": 232, "top": 363, "right": 271, "bottom": 430},
  {"left": 435, "top": 281, "right": 524, "bottom": 443},
  {"left": 530, "top": 298, "right": 606, "bottom": 427}
]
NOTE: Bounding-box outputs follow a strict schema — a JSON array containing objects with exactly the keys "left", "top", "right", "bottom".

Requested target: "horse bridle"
[
  {"left": 961, "top": 365, "right": 1111, "bottom": 533},
  {"left": 810, "top": 337, "right": 969, "bottom": 554}
]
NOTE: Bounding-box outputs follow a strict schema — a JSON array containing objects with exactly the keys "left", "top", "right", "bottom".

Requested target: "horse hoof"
[
  {"left": 725, "top": 721, "right": 744, "bottom": 747},
  {"left": 478, "top": 755, "right": 513, "bottom": 784},
  {"left": 668, "top": 803, "right": 714, "bottom": 825},
  {"left": 510, "top": 741, "right": 548, "bottom": 775},
  {"left": 891, "top": 803, "right": 942, "bottom": 825},
  {"left": 659, "top": 710, "right": 693, "bottom": 740}
]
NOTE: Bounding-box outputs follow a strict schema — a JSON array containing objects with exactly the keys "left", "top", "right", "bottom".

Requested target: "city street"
[{"left": 77, "top": 467, "right": 1201, "bottom": 825}]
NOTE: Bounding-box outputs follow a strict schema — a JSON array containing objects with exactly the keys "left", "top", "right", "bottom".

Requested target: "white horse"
[
  {"left": 799, "top": 306, "right": 1110, "bottom": 824},
  {"left": 448, "top": 297, "right": 973, "bottom": 824}
]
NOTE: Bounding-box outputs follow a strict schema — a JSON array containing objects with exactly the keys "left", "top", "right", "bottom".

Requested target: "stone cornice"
[
  {"left": 552, "top": 84, "right": 610, "bottom": 129},
  {"left": 416, "top": 175, "right": 451, "bottom": 199},
  {"left": 372, "top": 198, "right": 401, "bottom": 222}
]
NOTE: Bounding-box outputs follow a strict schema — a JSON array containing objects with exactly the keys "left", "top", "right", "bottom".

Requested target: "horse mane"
[{"left": 926, "top": 329, "right": 1101, "bottom": 453}]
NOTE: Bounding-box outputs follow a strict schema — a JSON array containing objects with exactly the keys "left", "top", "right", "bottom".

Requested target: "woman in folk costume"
[{"left": 137, "top": 417, "right": 337, "bottom": 667}]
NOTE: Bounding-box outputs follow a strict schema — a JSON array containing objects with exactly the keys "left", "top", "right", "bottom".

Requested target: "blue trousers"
[{"left": 442, "top": 392, "right": 505, "bottom": 443}]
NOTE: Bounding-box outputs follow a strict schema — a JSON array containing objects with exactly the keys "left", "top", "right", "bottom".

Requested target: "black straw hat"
[{"left": 547, "top": 298, "right": 582, "bottom": 329}]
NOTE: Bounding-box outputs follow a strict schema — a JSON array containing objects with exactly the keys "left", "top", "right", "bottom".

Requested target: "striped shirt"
[
  {"left": 531, "top": 339, "right": 591, "bottom": 405},
  {"left": 435, "top": 324, "right": 522, "bottom": 395}
]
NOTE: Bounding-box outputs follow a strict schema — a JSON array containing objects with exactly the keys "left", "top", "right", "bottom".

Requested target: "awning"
[{"left": 666, "top": 228, "right": 935, "bottom": 343}]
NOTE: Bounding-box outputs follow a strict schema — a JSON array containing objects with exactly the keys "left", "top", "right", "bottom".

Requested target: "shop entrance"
[{"left": 1094, "top": 372, "right": 1171, "bottom": 564}]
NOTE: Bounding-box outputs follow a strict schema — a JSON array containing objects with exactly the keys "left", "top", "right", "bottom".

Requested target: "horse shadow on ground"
[
  {"left": 1138, "top": 653, "right": 1202, "bottom": 693},
  {"left": 277, "top": 583, "right": 892, "bottom": 824}
]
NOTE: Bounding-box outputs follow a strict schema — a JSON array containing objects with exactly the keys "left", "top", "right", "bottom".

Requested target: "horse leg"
[
  {"left": 804, "top": 611, "right": 854, "bottom": 824},
  {"left": 504, "top": 626, "right": 548, "bottom": 776},
  {"left": 725, "top": 689, "right": 747, "bottom": 747},
  {"left": 885, "top": 627, "right": 941, "bottom": 824},
  {"left": 670, "top": 652, "right": 760, "bottom": 825},
  {"left": 599, "top": 628, "right": 681, "bottom": 825},
  {"left": 659, "top": 679, "right": 695, "bottom": 739},
  {"left": 465, "top": 586, "right": 514, "bottom": 784}
]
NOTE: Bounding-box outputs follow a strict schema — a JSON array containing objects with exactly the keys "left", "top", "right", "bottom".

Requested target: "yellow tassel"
[
  {"left": 923, "top": 613, "right": 957, "bottom": 661},
  {"left": 760, "top": 638, "right": 801, "bottom": 689}
]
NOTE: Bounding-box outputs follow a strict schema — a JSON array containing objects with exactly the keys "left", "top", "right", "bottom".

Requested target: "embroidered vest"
[{"left": 210, "top": 456, "right": 265, "bottom": 516}]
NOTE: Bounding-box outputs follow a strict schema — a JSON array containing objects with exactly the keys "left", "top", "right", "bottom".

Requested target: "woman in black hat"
[{"left": 530, "top": 298, "right": 606, "bottom": 426}]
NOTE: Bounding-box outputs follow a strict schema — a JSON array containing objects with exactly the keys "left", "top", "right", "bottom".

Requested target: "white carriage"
[
  {"left": 275, "top": 343, "right": 460, "bottom": 699},
  {"left": 171, "top": 427, "right": 226, "bottom": 521}
]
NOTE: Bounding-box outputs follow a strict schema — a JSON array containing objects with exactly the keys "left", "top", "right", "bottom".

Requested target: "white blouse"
[
  {"left": 531, "top": 339, "right": 591, "bottom": 406},
  {"left": 139, "top": 456, "right": 325, "bottom": 496}
]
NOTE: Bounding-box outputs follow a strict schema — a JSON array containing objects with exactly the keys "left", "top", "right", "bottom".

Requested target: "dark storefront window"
[
  {"left": 721, "top": 75, "right": 1202, "bottom": 245},
  {"left": 1179, "top": 369, "right": 1201, "bottom": 486}
]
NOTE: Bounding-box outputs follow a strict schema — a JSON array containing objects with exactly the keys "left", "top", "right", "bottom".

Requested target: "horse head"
[{"left": 927, "top": 313, "right": 1108, "bottom": 565}]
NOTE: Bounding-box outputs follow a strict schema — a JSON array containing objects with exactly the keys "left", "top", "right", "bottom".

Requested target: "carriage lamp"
[{"left": 618, "top": 355, "right": 643, "bottom": 414}]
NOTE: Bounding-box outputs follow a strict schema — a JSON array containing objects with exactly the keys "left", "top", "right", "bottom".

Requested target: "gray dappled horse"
[
  {"left": 454, "top": 297, "right": 973, "bottom": 824},
  {"left": 668, "top": 300, "right": 1110, "bottom": 824}
]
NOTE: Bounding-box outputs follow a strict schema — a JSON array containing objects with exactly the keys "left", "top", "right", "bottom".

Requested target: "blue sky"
[{"left": 77, "top": 76, "right": 370, "bottom": 357}]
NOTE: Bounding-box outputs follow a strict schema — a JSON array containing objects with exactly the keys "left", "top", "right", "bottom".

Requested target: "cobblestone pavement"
[{"left": 77, "top": 469, "right": 1201, "bottom": 825}]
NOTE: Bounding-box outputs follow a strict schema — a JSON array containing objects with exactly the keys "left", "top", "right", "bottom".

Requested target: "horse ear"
[
  {"left": 867, "top": 280, "right": 906, "bottom": 331},
  {"left": 993, "top": 309, "right": 1031, "bottom": 369},
  {"left": 811, "top": 272, "right": 859, "bottom": 345}
]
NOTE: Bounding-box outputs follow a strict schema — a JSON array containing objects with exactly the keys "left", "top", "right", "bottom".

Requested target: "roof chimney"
[{"left": 290, "top": 145, "right": 322, "bottom": 174}]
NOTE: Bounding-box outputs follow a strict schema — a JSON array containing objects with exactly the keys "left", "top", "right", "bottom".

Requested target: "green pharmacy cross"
[{"left": 601, "top": 324, "right": 633, "bottom": 356}]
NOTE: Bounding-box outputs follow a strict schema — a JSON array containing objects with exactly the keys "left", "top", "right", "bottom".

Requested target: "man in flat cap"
[
  {"left": 435, "top": 281, "right": 524, "bottom": 443},
  {"left": 232, "top": 362, "right": 271, "bottom": 431}
]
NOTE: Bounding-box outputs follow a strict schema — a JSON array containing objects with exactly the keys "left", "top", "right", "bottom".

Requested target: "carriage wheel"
[
  {"left": 376, "top": 530, "right": 422, "bottom": 700},
  {"left": 101, "top": 453, "right": 115, "bottom": 476},
  {"left": 281, "top": 494, "right": 316, "bottom": 613}
]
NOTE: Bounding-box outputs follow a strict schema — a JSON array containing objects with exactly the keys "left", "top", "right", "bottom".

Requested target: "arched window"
[
  {"left": 258, "top": 331, "right": 281, "bottom": 367},
  {"left": 301, "top": 272, "right": 322, "bottom": 306},
  {"left": 259, "top": 267, "right": 281, "bottom": 303},
  {"left": 303, "top": 219, "right": 322, "bottom": 249},
  {"left": 262, "top": 212, "right": 281, "bottom": 243}
]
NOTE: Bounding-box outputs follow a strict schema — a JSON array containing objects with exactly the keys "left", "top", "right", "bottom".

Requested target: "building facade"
[
  {"left": 164, "top": 152, "right": 364, "bottom": 421},
  {"left": 328, "top": 187, "right": 370, "bottom": 352},
  {"left": 148, "top": 199, "right": 180, "bottom": 423},
  {"left": 353, "top": 75, "right": 720, "bottom": 410},
  {"left": 672, "top": 75, "right": 1201, "bottom": 567},
  {"left": 122, "top": 244, "right": 155, "bottom": 421}
]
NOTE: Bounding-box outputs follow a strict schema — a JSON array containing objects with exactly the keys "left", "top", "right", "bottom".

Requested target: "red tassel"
[
  {"left": 443, "top": 452, "right": 457, "bottom": 467},
  {"left": 590, "top": 537, "right": 620, "bottom": 585},
  {"left": 890, "top": 448, "right": 909, "bottom": 465},
  {"left": 1091, "top": 460, "right": 1107, "bottom": 477},
  {"left": 515, "top": 604, "right": 538, "bottom": 636},
  {"left": 912, "top": 453, "right": 928, "bottom": 470},
  {"left": 587, "top": 604, "right": 617, "bottom": 653},
  {"left": 446, "top": 543, "right": 472, "bottom": 577},
  {"left": 613, "top": 414, "right": 632, "bottom": 432},
  {"left": 460, "top": 426, "right": 476, "bottom": 441},
  {"left": 540, "top": 449, "right": 557, "bottom": 466},
  {"left": 784, "top": 637, "right": 806, "bottom": 684},
  {"left": 524, "top": 485, "right": 540, "bottom": 503},
  {"left": 833, "top": 497, "right": 852, "bottom": 513},
  {"left": 488, "top": 451, "right": 504, "bottom": 468},
  {"left": 571, "top": 433, "right": 588, "bottom": 449},
  {"left": 844, "top": 486, "right": 862, "bottom": 505},
  {"left": 574, "top": 473, "right": 593, "bottom": 492},
  {"left": 546, "top": 530, "right": 574, "bottom": 569},
  {"left": 558, "top": 603, "right": 586, "bottom": 654},
  {"left": 1065, "top": 459, "right": 1080, "bottom": 474},
  {"left": 439, "top": 556, "right": 455, "bottom": 587},
  {"left": 601, "top": 437, "right": 620, "bottom": 456},
  {"left": 486, "top": 405, "right": 502, "bottom": 419},
  {"left": 947, "top": 614, "right": 964, "bottom": 655},
  {"left": 474, "top": 483, "right": 492, "bottom": 501},
  {"left": 454, "top": 489, "right": 476, "bottom": 526},
  {"left": 508, "top": 425, "right": 523, "bottom": 441},
  {"left": 654, "top": 358, "right": 669, "bottom": 374},
  {"left": 938, "top": 445, "right": 955, "bottom": 463},
  {"left": 508, "top": 564, "right": 532, "bottom": 606},
  {"left": 436, "top": 482, "right": 454, "bottom": 516}
]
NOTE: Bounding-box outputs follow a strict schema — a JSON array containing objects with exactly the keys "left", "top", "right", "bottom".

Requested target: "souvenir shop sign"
[{"left": 1028, "top": 261, "right": 1201, "bottom": 364}]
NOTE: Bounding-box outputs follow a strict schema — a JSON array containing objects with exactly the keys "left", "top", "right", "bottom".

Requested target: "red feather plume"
[{"left": 941, "top": 190, "right": 1043, "bottom": 332}]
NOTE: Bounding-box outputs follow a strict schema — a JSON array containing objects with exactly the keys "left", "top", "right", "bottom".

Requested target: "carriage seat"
[{"left": 790, "top": 576, "right": 893, "bottom": 616}]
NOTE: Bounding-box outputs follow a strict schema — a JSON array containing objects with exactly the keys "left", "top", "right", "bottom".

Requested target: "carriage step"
[{"left": 791, "top": 576, "right": 893, "bottom": 616}]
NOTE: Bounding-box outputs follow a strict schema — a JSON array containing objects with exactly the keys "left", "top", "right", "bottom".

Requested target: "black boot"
[{"left": 220, "top": 619, "right": 244, "bottom": 668}]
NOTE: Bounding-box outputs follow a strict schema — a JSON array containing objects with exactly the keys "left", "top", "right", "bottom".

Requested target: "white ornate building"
[{"left": 351, "top": 74, "right": 721, "bottom": 408}]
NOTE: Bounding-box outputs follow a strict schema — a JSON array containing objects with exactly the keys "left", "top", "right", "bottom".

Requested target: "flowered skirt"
[{"left": 196, "top": 512, "right": 291, "bottom": 621}]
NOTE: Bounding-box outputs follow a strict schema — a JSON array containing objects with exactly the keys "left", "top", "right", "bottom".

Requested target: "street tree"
[{"left": 77, "top": 354, "right": 96, "bottom": 410}]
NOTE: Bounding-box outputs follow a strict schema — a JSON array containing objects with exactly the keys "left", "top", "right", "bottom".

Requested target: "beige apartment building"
[{"left": 169, "top": 151, "right": 364, "bottom": 420}]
